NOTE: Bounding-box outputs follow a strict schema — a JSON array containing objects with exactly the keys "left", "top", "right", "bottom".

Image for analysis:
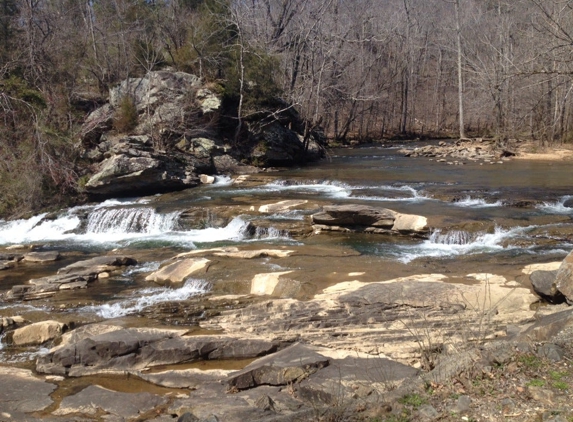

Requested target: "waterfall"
[
  {"left": 429, "top": 229, "right": 474, "bottom": 245},
  {"left": 86, "top": 207, "right": 180, "bottom": 234}
]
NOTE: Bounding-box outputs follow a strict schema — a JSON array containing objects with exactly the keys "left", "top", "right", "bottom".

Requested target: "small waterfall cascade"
[
  {"left": 85, "top": 207, "right": 180, "bottom": 234},
  {"left": 429, "top": 229, "right": 474, "bottom": 245}
]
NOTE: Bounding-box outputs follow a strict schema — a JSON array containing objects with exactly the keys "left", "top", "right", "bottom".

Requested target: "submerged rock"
[{"left": 53, "top": 385, "right": 166, "bottom": 419}]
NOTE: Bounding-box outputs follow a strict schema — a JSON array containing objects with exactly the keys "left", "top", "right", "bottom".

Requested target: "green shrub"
[{"left": 113, "top": 96, "right": 139, "bottom": 133}]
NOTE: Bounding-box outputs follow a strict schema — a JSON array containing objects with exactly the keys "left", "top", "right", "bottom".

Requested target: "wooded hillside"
[{"left": 1, "top": 0, "right": 572, "bottom": 216}]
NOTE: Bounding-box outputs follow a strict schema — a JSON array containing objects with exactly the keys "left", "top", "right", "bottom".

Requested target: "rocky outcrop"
[
  {"left": 36, "top": 325, "right": 283, "bottom": 376},
  {"left": 202, "top": 275, "right": 538, "bottom": 364},
  {"left": 80, "top": 71, "right": 325, "bottom": 198},
  {"left": 399, "top": 139, "right": 515, "bottom": 164},
  {"left": 312, "top": 204, "right": 428, "bottom": 236},
  {"left": 4, "top": 255, "right": 137, "bottom": 301}
]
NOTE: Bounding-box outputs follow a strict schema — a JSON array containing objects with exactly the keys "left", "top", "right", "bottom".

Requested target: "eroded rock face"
[{"left": 79, "top": 71, "right": 324, "bottom": 198}]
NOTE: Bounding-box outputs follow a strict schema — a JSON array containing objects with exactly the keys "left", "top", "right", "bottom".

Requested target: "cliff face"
[{"left": 78, "top": 71, "right": 325, "bottom": 198}]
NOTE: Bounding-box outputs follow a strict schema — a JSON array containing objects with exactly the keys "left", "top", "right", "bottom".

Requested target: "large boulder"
[
  {"left": 555, "top": 250, "right": 573, "bottom": 303},
  {"left": 10, "top": 320, "right": 65, "bottom": 346},
  {"left": 312, "top": 204, "right": 428, "bottom": 235},
  {"left": 530, "top": 270, "right": 564, "bottom": 303},
  {"left": 145, "top": 258, "right": 211, "bottom": 284}
]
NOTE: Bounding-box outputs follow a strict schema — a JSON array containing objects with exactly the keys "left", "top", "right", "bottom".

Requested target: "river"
[{"left": 0, "top": 143, "right": 572, "bottom": 362}]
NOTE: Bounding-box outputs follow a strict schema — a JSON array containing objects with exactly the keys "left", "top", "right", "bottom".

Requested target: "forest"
[{"left": 1, "top": 0, "right": 573, "bottom": 216}]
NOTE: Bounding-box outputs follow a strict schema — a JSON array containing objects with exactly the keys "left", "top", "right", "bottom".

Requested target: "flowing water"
[{"left": 0, "top": 144, "right": 572, "bottom": 358}]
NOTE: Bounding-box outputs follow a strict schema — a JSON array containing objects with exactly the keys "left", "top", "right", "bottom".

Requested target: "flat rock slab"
[
  {"left": 22, "top": 251, "right": 61, "bottom": 263},
  {"left": 169, "top": 382, "right": 274, "bottom": 422},
  {"left": 297, "top": 354, "right": 419, "bottom": 404},
  {"left": 145, "top": 258, "right": 210, "bottom": 284},
  {"left": 312, "top": 204, "right": 396, "bottom": 228},
  {"left": 228, "top": 343, "right": 329, "bottom": 390},
  {"left": 57, "top": 255, "right": 137, "bottom": 275},
  {"left": 258, "top": 200, "right": 308, "bottom": 213},
  {"left": 53, "top": 385, "right": 166, "bottom": 419},
  {"left": 0, "top": 367, "right": 56, "bottom": 413},
  {"left": 37, "top": 326, "right": 280, "bottom": 376}
]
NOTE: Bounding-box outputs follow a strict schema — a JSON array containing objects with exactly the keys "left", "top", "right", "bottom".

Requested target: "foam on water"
[
  {"left": 0, "top": 212, "right": 81, "bottom": 245},
  {"left": 82, "top": 278, "right": 211, "bottom": 318},
  {"left": 212, "top": 175, "right": 234, "bottom": 186},
  {"left": 0, "top": 202, "right": 254, "bottom": 247},
  {"left": 264, "top": 180, "right": 352, "bottom": 199},
  {"left": 393, "top": 226, "right": 527, "bottom": 263},
  {"left": 453, "top": 196, "right": 503, "bottom": 208},
  {"left": 538, "top": 195, "right": 573, "bottom": 214}
]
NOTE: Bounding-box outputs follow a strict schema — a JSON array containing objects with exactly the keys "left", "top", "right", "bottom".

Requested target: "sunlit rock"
[
  {"left": 11, "top": 320, "right": 65, "bottom": 346},
  {"left": 145, "top": 258, "right": 211, "bottom": 284},
  {"left": 555, "top": 250, "right": 573, "bottom": 304}
]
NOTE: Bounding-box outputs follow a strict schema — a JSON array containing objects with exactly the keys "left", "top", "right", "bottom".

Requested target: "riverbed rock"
[
  {"left": 519, "top": 308, "right": 573, "bottom": 345},
  {"left": 36, "top": 326, "right": 282, "bottom": 376},
  {"left": 311, "top": 204, "right": 428, "bottom": 235},
  {"left": 0, "top": 367, "right": 57, "bottom": 413},
  {"left": 530, "top": 270, "right": 564, "bottom": 303},
  {"left": 53, "top": 385, "right": 166, "bottom": 419},
  {"left": 555, "top": 250, "right": 573, "bottom": 304},
  {"left": 4, "top": 255, "right": 138, "bottom": 301},
  {"left": 22, "top": 251, "right": 61, "bottom": 263},
  {"left": 57, "top": 255, "right": 137, "bottom": 276},
  {"left": 257, "top": 200, "right": 308, "bottom": 214},
  {"left": 202, "top": 277, "right": 537, "bottom": 364},
  {"left": 10, "top": 320, "right": 65, "bottom": 346},
  {"left": 250, "top": 271, "right": 293, "bottom": 296},
  {"left": 145, "top": 258, "right": 211, "bottom": 284}
]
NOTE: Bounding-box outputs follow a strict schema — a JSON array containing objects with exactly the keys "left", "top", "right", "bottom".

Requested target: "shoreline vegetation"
[{"left": 2, "top": 0, "right": 573, "bottom": 219}]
